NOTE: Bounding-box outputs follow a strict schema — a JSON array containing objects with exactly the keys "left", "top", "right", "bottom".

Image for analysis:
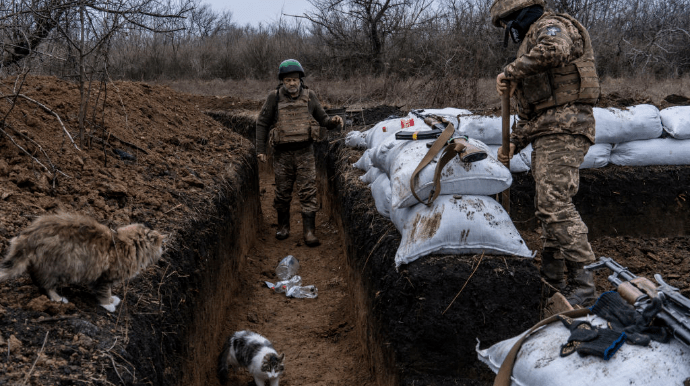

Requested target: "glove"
[
  {"left": 558, "top": 315, "right": 626, "bottom": 360},
  {"left": 590, "top": 291, "right": 670, "bottom": 345}
]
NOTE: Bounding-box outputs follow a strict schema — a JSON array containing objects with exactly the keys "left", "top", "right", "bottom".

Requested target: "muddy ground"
[{"left": 0, "top": 74, "right": 689, "bottom": 386}]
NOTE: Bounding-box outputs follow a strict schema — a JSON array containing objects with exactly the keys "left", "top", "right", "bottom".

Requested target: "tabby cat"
[{"left": 0, "top": 212, "right": 165, "bottom": 312}]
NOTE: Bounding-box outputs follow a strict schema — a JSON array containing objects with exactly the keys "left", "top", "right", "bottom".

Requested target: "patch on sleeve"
[{"left": 546, "top": 26, "right": 561, "bottom": 36}]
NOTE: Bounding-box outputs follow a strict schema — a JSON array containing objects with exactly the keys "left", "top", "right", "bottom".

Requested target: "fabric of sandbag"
[
  {"left": 391, "top": 195, "right": 534, "bottom": 267},
  {"left": 610, "top": 138, "right": 690, "bottom": 166},
  {"left": 365, "top": 117, "right": 407, "bottom": 149},
  {"left": 345, "top": 130, "right": 368, "bottom": 149},
  {"left": 488, "top": 145, "right": 530, "bottom": 173},
  {"left": 413, "top": 107, "right": 472, "bottom": 118},
  {"left": 457, "top": 115, "right": 517, "bottom": 145},
  {"left": 359, "top": 166, "right": 383, "bottom": 185},
  {"left": 352, "top": 148, "right": 374, "bottom": 171},
  {"left": 477, "top": 315, "right": 690, "bottom": 386},
  {"left": 519, "top": 143, "right": 611, "bottom": 169},
  {"left": 593, "top": 105, "right": 663, "bottom": 144},
  {"left": 579, "top": 143, "right": 612, "bottom": 169},
  {"left": 370, "top": 134, "right": 408, "bottom": 173},
  {"left": 370, "top": 173, "right": 392, "bottom": 219},
  {"left": 660, "top": 106, "right": 690, "bottom": 140},
  {"left": 389, "top": 139, "right": 512, "bottom": 209}
]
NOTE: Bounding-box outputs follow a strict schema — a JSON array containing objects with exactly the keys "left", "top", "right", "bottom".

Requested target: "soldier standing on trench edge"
[
  {"left": 491, "top": 0, "right": 601, "bottom": 306},
  {"left": 256, "top": 59, "right": 343, "bottom": 247}
]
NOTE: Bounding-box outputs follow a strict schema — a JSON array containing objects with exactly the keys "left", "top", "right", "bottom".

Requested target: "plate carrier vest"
[
  {"left": 271, "top": 88, "right": 321, "bottom": 145},
  {"left": 517, "top": 13, "right": 600, "bottom": 112}
]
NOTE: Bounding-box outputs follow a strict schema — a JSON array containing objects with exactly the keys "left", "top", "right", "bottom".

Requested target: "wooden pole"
[{"left": 501, "top": 86, "right": 511, "bottom": 215}]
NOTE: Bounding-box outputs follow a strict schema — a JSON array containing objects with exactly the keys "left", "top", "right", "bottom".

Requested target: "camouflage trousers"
[
  {"left": 272, "top": 144, "right": 319, "bottom": 214},
  {"left": 531, "top": 134, "right": 595, "bottom": 264}
]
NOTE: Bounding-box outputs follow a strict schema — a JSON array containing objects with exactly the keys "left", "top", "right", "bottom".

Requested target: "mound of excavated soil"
[{"left": 0, "top": 75, "right": 256, "bottom": 385}]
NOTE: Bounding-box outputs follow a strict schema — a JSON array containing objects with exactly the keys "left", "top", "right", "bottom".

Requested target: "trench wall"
[
  {"left": 121, "top": 153, "right": 260, "bottom": 385},
  {"left": 510, "top": 166, "right": 690, "bottom": 238}
]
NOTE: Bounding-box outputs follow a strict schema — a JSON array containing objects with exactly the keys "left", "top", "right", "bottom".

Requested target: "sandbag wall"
[{"left": 316, "top": 137, "right": 543, "bottom": 385}]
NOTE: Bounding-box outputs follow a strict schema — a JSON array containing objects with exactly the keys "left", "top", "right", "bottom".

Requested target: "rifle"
[
  {"left": 585, "top": 256, "right": 690, "bottom": 347},
  {"left": 396, "top": 111, "right": 488, "bottom": 205}
]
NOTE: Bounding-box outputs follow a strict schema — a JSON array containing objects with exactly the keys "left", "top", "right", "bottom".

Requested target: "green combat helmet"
[
  {"left": 490, "top": 0, "right": 545, "bottom": 27},
  {"left": 278, "top": 59, "right": 305, "bottom": 80}
]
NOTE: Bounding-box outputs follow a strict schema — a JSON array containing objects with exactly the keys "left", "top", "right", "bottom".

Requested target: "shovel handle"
[{"left": 501, "top": 84, "right": 511, "bottom": 214}]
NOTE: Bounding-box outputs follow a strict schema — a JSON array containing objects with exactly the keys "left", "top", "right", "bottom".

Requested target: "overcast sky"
[{"left": 202, "top": 0, "right": 315, "bottom": 27}]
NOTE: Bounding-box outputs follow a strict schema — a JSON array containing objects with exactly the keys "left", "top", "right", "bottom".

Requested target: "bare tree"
[{"left": 300, "top": 0, "right": 435, "bottom": 74}]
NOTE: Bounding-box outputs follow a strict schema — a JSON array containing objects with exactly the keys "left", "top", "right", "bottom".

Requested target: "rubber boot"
[
  {"left": 302, "top": 212, "right": 320, "bottom": 247},
  {"left": 564, "top": 261, "right": 597, "bottom": 307},
  {"left": 275, "top": 210, "right": 290, "bottom": 240},
  {"left": 540, "top": 249, "right": 566, "bottom": 290}
]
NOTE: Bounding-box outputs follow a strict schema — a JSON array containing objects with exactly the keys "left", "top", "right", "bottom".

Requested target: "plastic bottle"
[
  {"left": 287, "top": 285, "right": 318, "bottom": 299},
  {"left": 275, "top": 255, "right": 300, "bottom": 281}
]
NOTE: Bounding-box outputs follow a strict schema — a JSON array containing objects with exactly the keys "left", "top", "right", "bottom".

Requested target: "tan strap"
[
  {"left": 426, "top": 140, "right": 467, "bottom": 205},
  {"left": 409, "top": 118, "right": 456, "bottom": 205},
  {"left": 493, "top": 307, "right": 591, "bottom": 386}
]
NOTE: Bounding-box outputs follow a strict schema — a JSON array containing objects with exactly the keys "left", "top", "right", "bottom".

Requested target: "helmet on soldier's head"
[
  {"left": 490, "top": 0, "right": 546, "bottom": 27},
  {"left": 278, "top": 59, "right": 305, "bottom": 80}
]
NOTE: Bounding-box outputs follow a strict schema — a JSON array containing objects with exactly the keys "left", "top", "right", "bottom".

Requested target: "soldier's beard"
[{"left": 287, "top": 85, "right": 299, "bottom": 94}]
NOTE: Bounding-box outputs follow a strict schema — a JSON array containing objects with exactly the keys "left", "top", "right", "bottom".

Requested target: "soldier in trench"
[
  {"left": 491, "top": 0, "right": 601, "bottom": 306},
  {"left": 255, "top": 59, "right": 343, "bottom": 247}
]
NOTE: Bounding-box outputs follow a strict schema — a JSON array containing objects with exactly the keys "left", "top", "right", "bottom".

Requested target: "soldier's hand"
[
  {"left": 496, "top": 73, "right": 516, "bottom": 97},
  {"left": 258, "top": 154, "right": 267, "bottom": 163},
  {"left": 497, "top": 143, "right": 516, "bottom": 164},
  {"left": 331, "top": 115, "right": 343, "bottom": 128}
]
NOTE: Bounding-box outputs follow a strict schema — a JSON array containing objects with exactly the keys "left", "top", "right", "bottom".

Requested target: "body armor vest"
[
  {"left": 517, "top": 13, "right": 600, "bottom": 112},
  {"left": 271, "top": 88, "right": 320, "bottom": 145}
]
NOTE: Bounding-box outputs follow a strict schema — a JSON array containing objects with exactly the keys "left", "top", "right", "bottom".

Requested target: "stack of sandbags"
[{"left": 350, "top": 108, "right": 534, "bottom": 267}]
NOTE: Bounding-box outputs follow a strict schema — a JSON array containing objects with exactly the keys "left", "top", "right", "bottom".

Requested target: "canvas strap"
[
  {"left": 493, "top": 307, "right": 592, "bottom": 386},
  {"left": 409, "top": 118, "right": 456, "bottom": 205}
]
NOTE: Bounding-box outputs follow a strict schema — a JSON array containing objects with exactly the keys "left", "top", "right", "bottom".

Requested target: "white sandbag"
[
  {"left": 370, "top": 134, "right": 410, "bottom": 174},
  {"left": 364, "top": 116, "right": 412, "bottom": 149},
  {"left": 389, "top": 139, "right": 512, "bottom": 209},
  {"left": 353, "top": 148, "right": 374, "bottom": 171},
  {"left": 392, "top": 195, "right": 534, "bottom": 267},
  {"left": 477, "top": 315, "right": 690, "bottom": 386},
  {"left": 610, "top": 138, "right": 690, "bottom": 166},
  {"left": 579, "top": 143, "right": 612, "bottom": 169},
  {"left": 660, "top": 106, "right": 690, "bottom": 140},
  {"left": 593, "top": 105, "right": 663, "bottom": 144},
  {"left": 457, "top": 115, "right": 518, "bottom": 145},
  {"left": 370, "top": 173, "right": 392, "bottom": 219},
  {"left": 345, "top": 130, "right": 368, "bottom": 149},
  {"left": 518, "top": 143, "right": 611, "bottom": 169},
  {"left": 412, "top": 107, "right": 472, "bottom": 118},
  {"left": 359, "top": 167, "right": 383, "bottom": 185},
  {"left": 488, "top": 145, "right": 530, "bottom": 173}
]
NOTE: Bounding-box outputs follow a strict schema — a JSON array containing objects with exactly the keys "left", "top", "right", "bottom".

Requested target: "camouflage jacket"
[
  {"left": 504, "top": 11, "right": 596, "bottom": 152},
  {"left": 255, "top": 85, "right": 336, "bottom": 154}
]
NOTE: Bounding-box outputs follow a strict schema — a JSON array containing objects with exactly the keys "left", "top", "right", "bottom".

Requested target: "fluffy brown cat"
[{"left": 0, "top": 212, "right": 166, "bottom": 312}]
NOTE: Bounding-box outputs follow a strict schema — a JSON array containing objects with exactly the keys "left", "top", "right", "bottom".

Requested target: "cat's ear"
[
  {"left": 279, "top": 353, "right": 285, "bottom": 362},
  {"left": 150, "top": 230, "right": 167, "bottom": 242}
]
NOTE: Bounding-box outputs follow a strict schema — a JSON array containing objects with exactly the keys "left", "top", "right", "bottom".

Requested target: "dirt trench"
[{"left": 178, "top": 160, "right": 386, "bottom": 385}]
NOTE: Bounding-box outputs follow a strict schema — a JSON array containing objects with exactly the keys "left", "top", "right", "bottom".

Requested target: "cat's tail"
[
  {"left": 0, "top": 237, "right": 30, "bottom": 281},
  {"left": 217, "top": 336, "right": 233, "bottom": 385}
]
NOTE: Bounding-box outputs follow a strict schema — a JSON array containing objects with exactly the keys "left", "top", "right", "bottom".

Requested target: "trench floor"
[{"left": 217, "top": 168, "right": 376, "bottom": 386}]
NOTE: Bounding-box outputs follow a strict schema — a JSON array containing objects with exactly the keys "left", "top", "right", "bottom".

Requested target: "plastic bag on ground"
[
  {"left": 275, "top": 255, "right": 300, "bottom": 280},
  {"left": 477, "top": 315, "right": 690, "bottom": 386}
]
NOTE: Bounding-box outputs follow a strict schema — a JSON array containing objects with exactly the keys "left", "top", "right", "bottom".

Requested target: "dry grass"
[{"left": 162, "top": 75, "right": 690, "bottom": 111}]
